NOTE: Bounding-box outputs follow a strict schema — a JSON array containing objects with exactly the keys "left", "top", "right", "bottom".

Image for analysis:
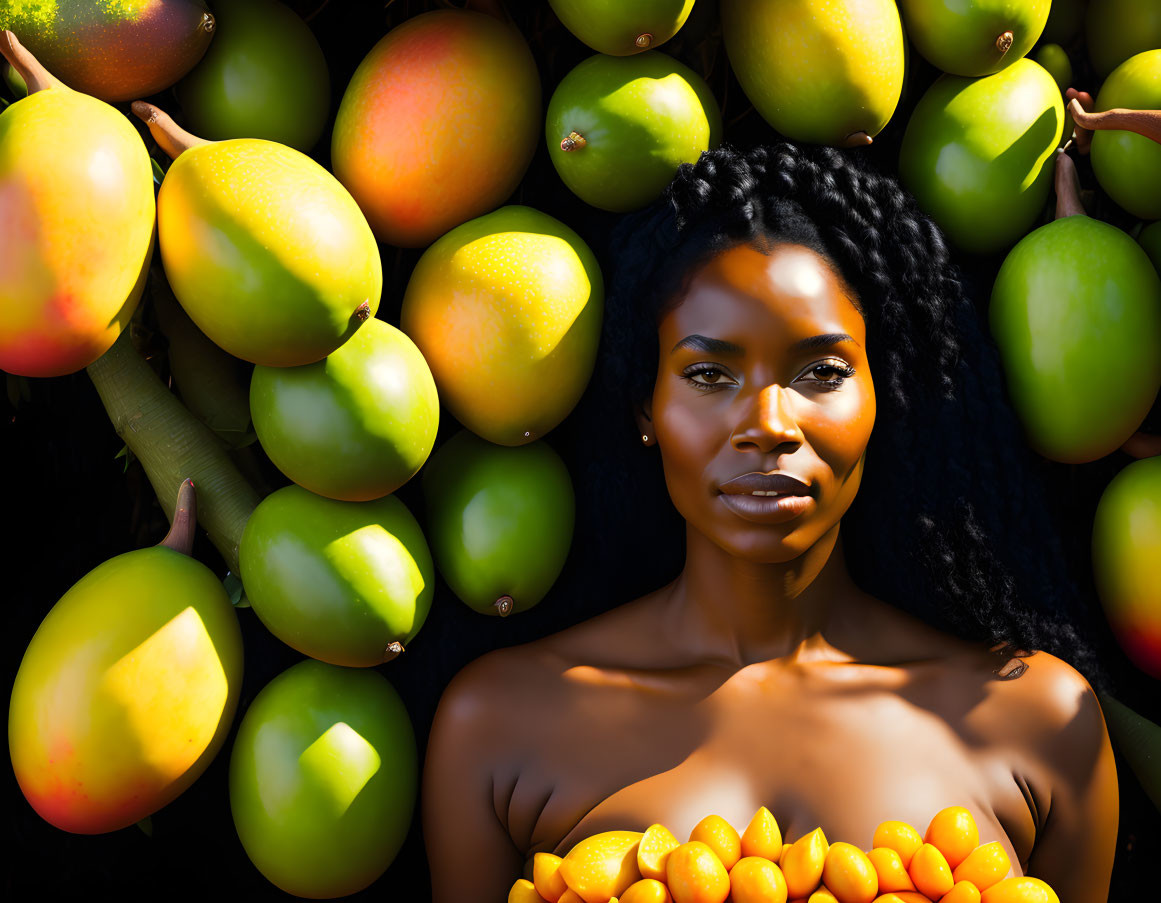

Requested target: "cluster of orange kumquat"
[{"left": 508, "top": 805, "right": 1060, "bottom": 903}]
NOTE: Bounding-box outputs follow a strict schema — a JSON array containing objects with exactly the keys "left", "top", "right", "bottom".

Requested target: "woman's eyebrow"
[{"left": 670, "top": 333, "right": 858, "bottom": 355}]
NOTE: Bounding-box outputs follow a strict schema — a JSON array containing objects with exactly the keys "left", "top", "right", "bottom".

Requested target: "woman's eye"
[
  {"left": 681, "top": 365, "right": 735, "bottom": 391},
  {"left": 809, "top": 361, "right": 856, "bottom": 389}
]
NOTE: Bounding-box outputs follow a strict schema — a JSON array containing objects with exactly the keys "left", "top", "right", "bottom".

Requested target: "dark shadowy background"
[{"left": 4, "top": 0, "right": 1158, "bottom": 899}]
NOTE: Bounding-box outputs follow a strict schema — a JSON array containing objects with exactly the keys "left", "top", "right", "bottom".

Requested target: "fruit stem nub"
[
  {"left": 201, "top": 12, "right": 216, "bottom": 33},
  {"left": 561, "top": 131, "right": 587, "bottom": 152},
  {"left": 495, "top": 595, "right": 514, "bottom": 617},
  {"left": 159, "top": 478, "right": 198, "bottom": 556},
  {"left": 996, "top": 31, "right": 1014, "bottom": 54},
  {"left": 1053, "top": 151, "right": 1086, "bottom": 219},
  {"left": 353, "top": 301, "right": 371, "bottom": 322},
  {"left": 131, "top": 101, "right": 210, "bottom": 160},
  {"left": 635, "top": 33, "right": 653, "bottom": 49},
  {"left": 0, "top": 30, "right": 63, "bottom": 95},
  {"left": 384, "top": 641, "right": 404, "bottom": 662}
]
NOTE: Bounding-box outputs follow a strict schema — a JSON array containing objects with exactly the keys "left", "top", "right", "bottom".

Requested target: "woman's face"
[{"left": 635, "top": 242, "right": 875, "bottom": 562}]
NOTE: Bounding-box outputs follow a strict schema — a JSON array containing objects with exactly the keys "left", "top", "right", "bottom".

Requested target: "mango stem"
[
  {"left": 841, "top": 131, "right": 872, "bottom": 148},
  {"left": 1067, "top": 98, "right": 1161, "bottom": 146},
  {"left": 159, "top": 479, "right": 197, "bottom": 556},
  {"left": 995, "top": 31, "right": 1014, "bottom": 54},
  {"left": 561, "top": 131, "right": 586, "bottom": 151},
  {"left": 1053, "top": 152, "right": 1086, "bottom": 219},
  {"left": 87, "top": 329, "right": 260, "bottom": 574},
  {"left": 0, "top": 30, "right": 63, "bottom": 94},
  {"left": 494, "top": 595, "right": 514, "bottom": 617},
  {"left": 131, "top": 101, "right": 209, "bottom": 160}
]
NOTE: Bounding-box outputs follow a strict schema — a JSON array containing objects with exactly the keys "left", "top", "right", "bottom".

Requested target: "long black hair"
[{"left": 562, "top": 141, "right": 1113, "bottom": 694}]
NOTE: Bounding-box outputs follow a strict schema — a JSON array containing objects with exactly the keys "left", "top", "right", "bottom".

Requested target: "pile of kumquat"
[{"left": 508, "top": 805, "right": 1060, "bottom": 903}]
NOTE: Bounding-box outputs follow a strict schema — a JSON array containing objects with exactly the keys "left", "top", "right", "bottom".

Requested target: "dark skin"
[{"left": 422, "top": 244, "right": 1119, "bottom": 902}]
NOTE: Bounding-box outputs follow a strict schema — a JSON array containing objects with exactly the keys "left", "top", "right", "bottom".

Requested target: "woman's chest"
[{"left": 513, "top": 668, "right": 1038, "bottom": 878}]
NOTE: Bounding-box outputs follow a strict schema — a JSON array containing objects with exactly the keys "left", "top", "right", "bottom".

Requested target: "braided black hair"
[{"left": 564, "top": 141, "right": 1113, "bottom": 694}]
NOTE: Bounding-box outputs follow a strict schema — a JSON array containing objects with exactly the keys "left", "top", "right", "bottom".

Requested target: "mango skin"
[
  {"left": 546, "top": 51, "right": 722, "bottom": 212},
  {"left": 989, "top": 215, "right": 1161, "bottom": 463},
  {"left": 331, "top": 9, "right": 541, "bottom": 248},
  {"left": 0, "top": 87, "right": 154, "bottom": 377},
  {"left": 423, "top": 429, "right": 575, "bottom": 616},
  {"left": 1091, "top": 50, "right": 1161, "bottom": 222},
  {"left": 547, "top": 0, "right": 696, "bottom": 55},
  {"left": 899, "top": 58, "right": 1063, "bottom": 255},
  {"left": 175, "top": 0, "right": 329, "bottom": 152},
  {"left": 0, "top": 0, "right": 214, "bottom": 102},
  {"left": 900, "top": 0, "right": 1049, "bottom": 77},
  {"left": 1140, "top": 221, "right": 1161, "bottom": 272},
  {"left": 401, "top": 205, "right": 604, "bottom": 446},
  {"left": 250, "top": 317, "right": 439, "bottom": 501},
  {"left": 229, "top": 660, "right": 417, "bottom": 899},
  {"left": 157, "top": 138, "right": 381, "bottom": 367},
  {"left": 8, "top": 547, "right": 243, "bottom": 834},
  {"left": 239, "top": 485, "right": 435, "bottom": 667},
  {"left": 1086, "top": 0, "right": 1161, "bottom": 79},
  {"left": 1093, "top": 457, "right": 1161, "bottom": 678},
  {"left": 720, "top": 0, "right": 904, "bottom": 145}
]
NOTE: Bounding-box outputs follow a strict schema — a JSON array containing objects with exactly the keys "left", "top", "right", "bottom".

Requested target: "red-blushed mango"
[
  {"left": 9, "top": 546, "right": 243, "bottom": 833},
  {"left": 0, "top": 0, "right": 214, "bottom": 101},
  {"left": 0, "top": 32, "right": 154, "bottom": 377},
  {"left": 1093, "top": 456, "right": 1161, "bottom": 677},
  {"left": 331, "top": 10, "right": 540, "bottom": 248},
  {"left": 400, "top": 205, "right": 603, "bottom": 446}
]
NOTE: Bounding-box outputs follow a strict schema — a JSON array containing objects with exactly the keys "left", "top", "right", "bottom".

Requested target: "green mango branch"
[{"left": 86, "top": 325, "right": 259, "bottom": 575}]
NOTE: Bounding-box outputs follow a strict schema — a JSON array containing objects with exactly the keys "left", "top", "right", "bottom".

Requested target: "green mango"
[
  {"left": 1092, "top": 457, "right": 1161, "bottom": 679},
  {"left": 900, "top": 0, "right": 1049, "bottom": 77},
  {"left": 250, "top": 318, "right": 439, "bottom": 502},
  {"left": 0, "top": 0, "right": 214, "bottom": 102},
  {"left": 721, "top": 0, "right": 904, "bottom": 146},
  {"left": 176, "top": 0, "right": 329, "bottom": 152},
  {"left": 1141, "top": 221, "right": 1161, "bottom": 271},
  {"left": 1086, "top": 0, "right": 1161, "bottom": 79},
  {"left": 1035, "top": 43, "right": 1073, "bottom": 91},
  {"left": 1090, "top": 50, "right": 1161, "bottom": 222},
  {"left": 546, "top": 51, "right": 721, "bottom": 212},
  {"left": 422, "top": 430, "right": 574, "bottom": 616},
  {"left": 1098, "top": 694, "right": 1161, "bottom": 812},
  {"left": 229, "top": 660, "right": 417, "bottom": 898},
  {"left": 547, "top": 0, "right": 695, "bottom": 55},
  {"left": 238, "top": 485, "right": 434, "bottom": 666},
  {"left": 989, "top": 214, "right": 1161, "bottom": 463},
  {"left": 899, "top": 58, "right": 1063, "bottom": 255}
]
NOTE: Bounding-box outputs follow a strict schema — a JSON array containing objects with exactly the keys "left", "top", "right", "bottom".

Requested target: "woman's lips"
[{"left": 717, "top": 491, "right": 814, "bottom": 524}]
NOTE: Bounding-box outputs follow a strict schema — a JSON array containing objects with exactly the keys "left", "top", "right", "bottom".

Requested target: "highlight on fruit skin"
[
  {"left": 546, "top": 51, "right": 722, "bottom": 213},
  {"left": 720, "top": 0, "right": 905, "bottom": 146},
  {"left": 0, "top": 0, "right": 215, "bottom": 101},
  {"left": 0, "top": 30, "right": 155, "bottom": 378},
  {"left": 898, "top": 0, "right": 1050, "bottom": 77},
  {"left": 9, "top": 479, "right": 244, "bottom": 834},
  {"left": 547, "top": 0, "right": 696, "bottom": 56},
  {"left": 400, "top": 204, "right": 604, "bottom": 447},
  {"left": 132, "top": 100, "right": 383, "bottom": 368}
]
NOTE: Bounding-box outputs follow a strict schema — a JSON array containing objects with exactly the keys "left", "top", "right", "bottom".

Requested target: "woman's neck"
[{"left": 657, "top": 521, "right": 867, "bottom": 669}]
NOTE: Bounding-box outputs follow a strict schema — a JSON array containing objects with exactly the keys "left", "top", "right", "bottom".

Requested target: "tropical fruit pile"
[
  {"left": 509, "top": 807, "right": 1059, "bottom": 903},
  {"left": 2, "top": 0, "right": 1159, "bottom": 899}
]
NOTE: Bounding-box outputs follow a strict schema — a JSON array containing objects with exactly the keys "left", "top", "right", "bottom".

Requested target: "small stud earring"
[{"left": 641, "top": 434, "right": 649, "bottom": 443}]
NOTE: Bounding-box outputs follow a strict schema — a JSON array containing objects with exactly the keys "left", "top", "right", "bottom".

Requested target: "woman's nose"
[{"left": 730, "top": 383, "right": 804, "bottom": 452}]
